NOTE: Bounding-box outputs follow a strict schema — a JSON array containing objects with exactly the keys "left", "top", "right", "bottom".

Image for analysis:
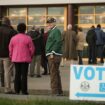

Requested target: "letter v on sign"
[{"left": 73, "top": 66, "right": 83, "bottom": 80}]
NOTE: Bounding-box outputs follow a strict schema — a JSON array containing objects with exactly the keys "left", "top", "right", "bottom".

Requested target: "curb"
[{"left": 0, "top": 87, "right": 69, "bottom": 96}]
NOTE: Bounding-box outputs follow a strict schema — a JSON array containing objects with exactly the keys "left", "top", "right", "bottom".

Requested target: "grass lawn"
[{"left": 0, "top": 98, "right": 103, "bottom": 105}]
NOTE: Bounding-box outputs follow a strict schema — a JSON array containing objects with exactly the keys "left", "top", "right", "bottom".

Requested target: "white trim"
[
  {"left": 52, "top": 26, "right": 56, "bottom": 30},
  {"left": 52, "top": 51, "right": 62, "bottom": 56},
  {"left": 46, "top": 53, "right": 53, "bottom": 56}
]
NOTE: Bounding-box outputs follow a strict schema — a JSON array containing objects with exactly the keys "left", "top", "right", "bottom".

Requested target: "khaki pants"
[
  {"left": 30, "top": 55, "right": 41, "bottom": 76},
  {"left": 0, "top": 58, "right": 13, "bottom": 92},
  {"left": 48, "top": 55, "right": 63, "bottom": 94}
]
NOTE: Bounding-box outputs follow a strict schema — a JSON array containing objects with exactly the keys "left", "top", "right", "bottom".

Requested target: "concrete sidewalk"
[
  {"left": 0, "top": 60, "right": 70, "bottom": 100},
  {"left": 27, "top": 60, "right": 70, "bottom": 96},
  {"left": 0, "top": 59, "right": 102, "bottom": 96},
  {"left": 27, "top": 58, "right": 103, "bottom": 96}
]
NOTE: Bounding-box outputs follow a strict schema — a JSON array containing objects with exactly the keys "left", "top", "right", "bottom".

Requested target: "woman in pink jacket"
[{"left": 9, "top": 23, "right": 35, "bottom": 95}]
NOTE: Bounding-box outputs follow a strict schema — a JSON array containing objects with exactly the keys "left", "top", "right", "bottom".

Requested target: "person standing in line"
[
  {"left": 72, "top": 24, "right": 78, "bottom": 35},
  {"left": 63, "top": 24, "right": 78, "bottom": 64},
  {"left": 61, "top": 30, "right": 66, "bottom": 67},
  {"left": 76, "top": 27, "right": 85, "bottom": 64},
  {"left": 41, "top": 27, "right": 49, "bottom": 75},
  {"left": 27, "top": 26, "right": 44, "bottom": 77},
  {"left": 9, "top": 23, "right": 35, "bottom": 95},
  {"left": 95, "top": 24, "right": 104, "bottom": 63},
  {"left": 86, "top": 25, "right": 97, "bottom": 64},
  {"left": 0, "top": 17, "right": 17, "bottom": 94},
  {"left": 46, "top": 17, "right": 63, "bottom": 96}
]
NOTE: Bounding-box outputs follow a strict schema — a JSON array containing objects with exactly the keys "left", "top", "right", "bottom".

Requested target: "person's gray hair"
[
  {"left": 2, "top": 17, "right": 11, "bottom": 26},
  {"left": 68, "top": 24, "right": 72, "bottom": 30}
]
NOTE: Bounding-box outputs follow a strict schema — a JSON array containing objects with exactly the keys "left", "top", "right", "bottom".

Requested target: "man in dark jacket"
[
  {"left": 27, "top": 26, "right": 44, "bottom": 77},
  {"left": 0, "top": 17, "right": 17, "bottom": 93},
  {"left": 86, "top": 25, "right": 97, "bottom": 64},
  {"left": 95, "top": 24, "right": 104, "bottom": 63}
]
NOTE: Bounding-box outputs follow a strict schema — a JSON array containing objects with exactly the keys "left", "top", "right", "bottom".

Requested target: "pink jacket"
[{"left": 9, "top": 33, "right": 35, "bottom": 63}]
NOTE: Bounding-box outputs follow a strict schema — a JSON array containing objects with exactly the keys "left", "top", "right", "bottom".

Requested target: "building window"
[
  {"left": 79, "top": 15, "right": 94, "bottom": 24},
  {"left": 8, "top": 8, "right": 27, "bottom": 29},
  {"left": 7, "top": 6, "right": 66, "bottom": 32},
  {"left": 95, "top": 15, "right": 105, "bottom": 24},
  {"left": 78, "top": 5, "right": 105, "bottom": 34},
  {"left": 48, "top": 7, "right": 64, "bottom": 15},
  {"left": 95, "top": 6, "right": 105, "bottom": 14},
  {"left": 48, "top": 7, "right": 65, "bottom": 32},
  {"left": 79, "top": 6, "right": 94, "bottom": 14},
  {"left": 28, "top": 7, "right": 46, "bottom": 30}
]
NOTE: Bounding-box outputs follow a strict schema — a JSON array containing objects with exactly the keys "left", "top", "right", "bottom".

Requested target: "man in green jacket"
[{"left": 46, "top": 17, "right": 63, "bottom": 96}]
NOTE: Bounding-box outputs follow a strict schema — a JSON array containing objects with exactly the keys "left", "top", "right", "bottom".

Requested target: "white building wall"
[
  {"left": 0, "top": 0, "right": 104, "bottom": 5},
  {"left": 70, "top": 0, "right": 105, "bottom": 3},
  {"left": 0, "top": 0, "right": 70, "bottom": 5}
]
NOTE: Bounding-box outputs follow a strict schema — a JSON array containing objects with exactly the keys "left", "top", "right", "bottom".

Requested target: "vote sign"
[{"left": 70, "top": 65, "right": 105, "bottom": 101}]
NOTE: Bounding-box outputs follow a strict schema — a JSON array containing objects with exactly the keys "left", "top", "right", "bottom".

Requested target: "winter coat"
[
  {"left": 0, "top": 24, "right": 17, "bottom": 57},
  {"left": 9, "top": 33, "right": 35, "bottom": 63},
  {"left": 86, "top": 28, "right": 97, "bottom": 45},
  {"left": 76, "top": 32, "right": 85, "bottom": 51},
  {"left": 46, "top": 26, "right": 63, "bottom": 56},
  {"left": 61, "top": 31, "right": 66, "bottom": 57},
  {"left": 63, "top": 29, "right": 78, "bottom": 60},
  {"left": 95, "top": 28, "right": 104, "bottom": 45},
  {"left": 27, "top": 30, "right": 44, "bottom": 55}
]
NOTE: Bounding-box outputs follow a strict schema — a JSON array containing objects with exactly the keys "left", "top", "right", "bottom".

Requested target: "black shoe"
[
  {"left": 52, "top": 93, "right": 64, "bottom": 96},
  {"left": 42, "top": 72, "right": 48, "bottom": 75},
  {"left": 36, "top": 75, "right": 41, "bottom": 78},
  {"left": 100, "top": 61, "right": 104, "bottom": 63},
  {"left": 1, "top": 84, "right": 4, "bottom": 87},
  {"left": 22, "top": 92, "right": 29, "bottom": 95},
  {"left": 56, "top": 93, "right": 64, "bottom": 96},
  {"left": 14, "top": 93, "right": 19, "bottom": 95},
  {"left": 5, "top": 91, "right": 15, "bottom": 94},
  {"left": 88, "top": 61, "right": 92, "bottom": 64},
  {"left": 30, "top": 74, "right": 35, "bottom": 77}
]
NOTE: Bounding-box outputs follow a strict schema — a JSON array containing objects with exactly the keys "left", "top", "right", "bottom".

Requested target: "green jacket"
[{"left": 46, "top": 26, "right": 63, "bottom": 56}]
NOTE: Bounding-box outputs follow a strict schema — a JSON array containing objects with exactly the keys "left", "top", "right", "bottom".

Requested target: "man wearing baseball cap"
[{"left": 46, "top": 17, "right": 63, "bottom": 96}]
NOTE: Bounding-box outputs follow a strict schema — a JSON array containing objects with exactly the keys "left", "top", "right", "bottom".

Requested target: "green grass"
[{"left": 0, "top": 98, "right": 103, "bottom": 105}]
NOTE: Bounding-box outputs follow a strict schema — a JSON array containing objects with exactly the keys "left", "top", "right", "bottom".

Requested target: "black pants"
[
  {"left": 14, "top": 62, "right": 29, "bottom": 94},
  {"left": 0, "top": 60, "right": 4, "bottom": 87},
  {"left": 96, "top": 45, "right": 104, "bottom": 63},
  {"left": 88, "top": 45, "right": 97, "bottom": 64},
  {"left": 77, "top": 50, "right": 83, "bottom": 64}
]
